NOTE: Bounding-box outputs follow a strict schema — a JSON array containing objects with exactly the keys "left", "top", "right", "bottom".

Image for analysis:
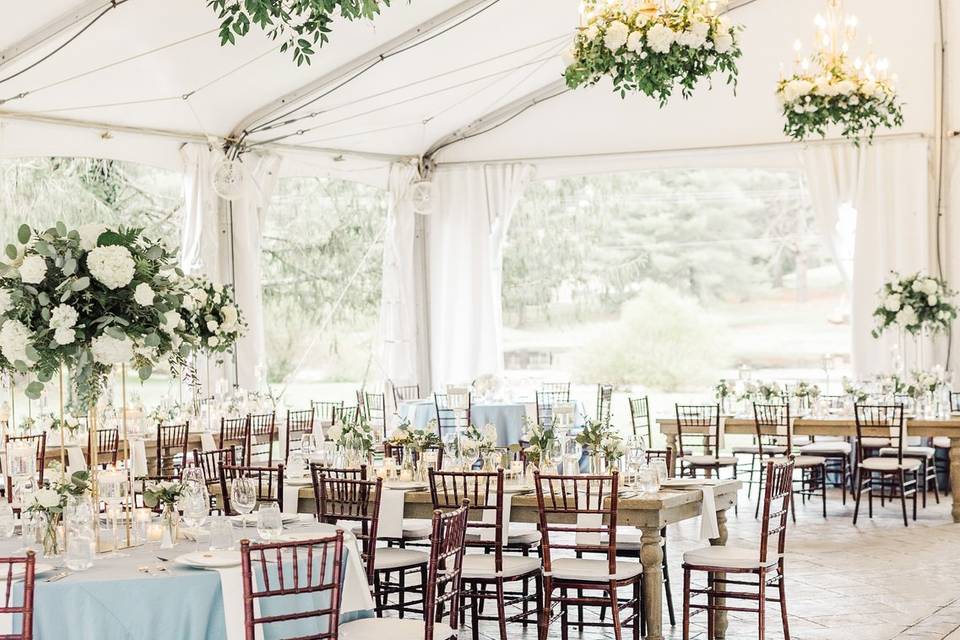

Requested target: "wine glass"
[
  {"left": 181, "top": 467, "right": 206, "bottom": 495},
  {"left": 300, "top": 434, "right": 316, "bottom": 460},
  {"left": 230, "top": 476, "right": 257, "bottom": 526},
  {"left": 256, "top": 503, "right": 283, "bottom": 541},
  {"left": 181, "top": 489, "right": 209, "bottom": 552}
]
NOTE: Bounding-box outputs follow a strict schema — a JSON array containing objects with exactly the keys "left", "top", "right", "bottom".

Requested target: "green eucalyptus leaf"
[
  {"left": 24, "top": 381, "right": 43, "bottom": 399},
  {"left": 138, "top": 365, "right": 153, "bottom": 381},
  {"left": 56, "top": 221, "right": 67, "bottom": 236},
  {"left": 71, "top": 277, "right": 90, "bottom": 291},
  {"left": 4, "top": 245, "right": 17, "bottom": 260},
  {"left": 144, "top": 333, "right": 161, "bottom": 347},
  {"left": 37, "top": 292, "right": 49, "bottom": 306},
  {"left": 24, "top": 345, "right": 39, "bottom": 361},
  {"left": 62, "top": 258, "right": 77, "bottom": 276},
  {"left": 104, "top": 326, "right": 126, "bottom": 340},
  {"left": 17, "top": 225, "right": 31, "bottom": 245}
]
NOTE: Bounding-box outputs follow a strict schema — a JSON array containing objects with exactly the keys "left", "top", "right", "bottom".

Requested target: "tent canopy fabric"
[{"left": 0, "top": 0, "right": 945, "bottom": 183}]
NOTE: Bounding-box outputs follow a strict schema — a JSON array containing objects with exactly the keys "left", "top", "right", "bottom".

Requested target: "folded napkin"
[
  {"left": 216, "top": 566, "right": 258, "bottom": 640},
  {"left": 698, "top": 485, "right": 719, "bottom": 541},
  {"left": 67, "top": 445, "right": 86, "bottom": 474},
  {"left": 378, "top": 488, "right": 407, "bottom": 538},
  {"left": 129, "top": 438, "right": 148, "bottom": 478},
  {"left": 282, "top": 484, "right": 302, "bottom": 515}
]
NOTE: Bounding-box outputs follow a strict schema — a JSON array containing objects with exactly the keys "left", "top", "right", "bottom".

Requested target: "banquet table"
[
  {"left": 293, "top": 478, "right": 741, "bottom": 640},
  {"left": 0, "top": 518, "right": 374, "bottom": 640},
  {"left": 657, "top": 415, "right": 960, "bottom": 523}
]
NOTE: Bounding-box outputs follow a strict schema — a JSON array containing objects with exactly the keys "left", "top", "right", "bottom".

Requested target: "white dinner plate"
[
  {"left": 174, "top": 550, "right": 241, "bottom": 569},
  {"left": 285, "top": 477, "right": 312, "bottom": 486},
  {"left": 383, "top": 481, "right": 428, "bottom": 491},
  {"left": 502, "top": 483, "right": 533, "bottom": 494},
  {"left": 230, "top": 513, "right": 301, "bottom": 526}
]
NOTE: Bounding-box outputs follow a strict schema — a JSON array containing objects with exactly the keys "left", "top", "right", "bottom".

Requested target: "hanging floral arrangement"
[
  {"left": 872, "top": 272, "right": 957, "bottom": 338},
  {"left": 777, "top": 1, "right": 904, "bottom": 143},
  {"left": 179, "top": 276, "right": 247, "bottom": 356},
  {"left": 563, "top": 0, "right": 742, "bottom": 105}
]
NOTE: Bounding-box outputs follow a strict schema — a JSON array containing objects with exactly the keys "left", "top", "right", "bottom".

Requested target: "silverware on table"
[{"left": 45, "top": 571, "right": 69, "bottom": 583}]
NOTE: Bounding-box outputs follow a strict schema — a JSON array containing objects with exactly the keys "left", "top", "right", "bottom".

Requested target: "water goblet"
[
  {"left": 256, "top": 503, "right": 283, "bottom": 541},
  {"left": 230, "top": 476, "right": 257, "bottom": 526}
]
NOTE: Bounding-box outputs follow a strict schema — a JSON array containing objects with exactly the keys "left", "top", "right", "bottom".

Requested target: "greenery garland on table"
[
  {"left": 179, "top": 276, "right": 247, "bottom": 356},
  {"left": 0, "top": 223, "right": 192, "bottom": 405},
  {"left": 208, "top": 0, "right": 397, "bottom": 66},
  {"left": 871, "top": 271, "right": 957, "bottom": 338},
  {"left": 563, "top": 0, "right": 742, "bottom": 104}
]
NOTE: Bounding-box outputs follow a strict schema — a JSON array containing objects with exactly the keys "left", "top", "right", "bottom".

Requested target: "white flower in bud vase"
[
  {"left": 87, "top": 245, "right": 135, "bottom": 290},
  {"left": 0, "top": 320, "right": 31, "bottom": 364},
  {"left": 603, "top": 20, "right": 630, "bottom": 52},
  {"left": 207, "top": 336, "right": 220, "bottom": 348},
  {"left": 77, "top": 224, "right": 107, "bottom": 251},
  {"left": 134, "top": 283, "right": 155, "bottom": 306},
  {"left": 327, "top": 425, "right": 343, "bottom": 441},
  {"left": 883, "top": 294, "right": 902, "bottom": 312},
  {"left": 91, "top": 333, "right": 134, "bottom": 365},
  {"left": 35, "top": 488, "right": 60, "bottom": 509},
  {"left": 0, "top": 290, "right": 12, "bottom": 317},
  {"left": 54, "top": 327, "right": 75, "bottom": 346},
  {"left": 18, "top": 255, "right": 46, "bottom": 284},
  {"left": 206, "top": 320, "right": 219, "bottom": 332},
  {"left": 49, "top": 304, "right": 78, "bottom": 330},
  {"left": 221, "top": 305, "right": 238, "bottom": 331}
]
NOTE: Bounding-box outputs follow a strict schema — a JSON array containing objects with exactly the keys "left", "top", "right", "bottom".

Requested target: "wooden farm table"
[
  {"left": 295, "top": 479, "right": 741, "bottom": 640},
  {"left": 658, "top": 415, "right": 960, "bottom": 522}
]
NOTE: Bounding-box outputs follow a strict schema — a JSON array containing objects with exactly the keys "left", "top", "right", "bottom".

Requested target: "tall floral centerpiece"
[
  {"left": 872, "top": 272, "right": 957, "bottom": 372},
  {"left": 180, "top": 276, "right": 246, "bottom": 357},
  {"left": 25, "top": 470, "right": 91, "bottom": 558},
  {"left": 564, "top": 0, "right": 742, "bottom": 104}
]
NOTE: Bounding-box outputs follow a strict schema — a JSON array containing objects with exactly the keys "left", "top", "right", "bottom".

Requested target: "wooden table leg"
[
  {"left": 710, "top": 508, "right": 730, "bottom": 639},
  {"left": 951, "top": 438, "right": 960, "bottom": 523},
  {"left": 640, "top": 525, "right": 664, "bottom": 640}
]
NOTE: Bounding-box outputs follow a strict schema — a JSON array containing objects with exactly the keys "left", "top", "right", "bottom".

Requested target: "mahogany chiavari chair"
[
  {"left": 311, "top": 401, "right": 343, "bottom": 429},
  {"left": 240, "top": 532, "right": 344, "bottom": 640},
  {"left": 5, "top": 433, "right": 46, "bottom": 486},
  {"left": 88, "top": 428, "right": 119, "bottom": 468},
  {"left": 155, "top": 423, "right": 189, "bottom": 478},
  {"left": 393, "top": 384, "right": 421, "bottom": 408},
  {"left": 535, "top": 391, "right": 568, "bottom": 429},
  {"left": 430, "top": 469, "right": 540, "bottom": 640},
  {"left": 534, "top": 471, "right": 641, "bottom": 640},
  {"left": 339, "top": 502, "right": 469, "bottom": 640},
  {"left": 316, "top": 475, "right": 382, "bottom": 583},
  {"left": 682, "top": 459, "right": 794, "bottom": 640},
  {"left": 853, "top": 404, "right": 920, "bottom": 527},
  {"left": 628, "top": 397, "right": 653, "bottom": 445},
  {"left": 363, "top": 392, "right": 387, "bottom": 441},
  {"left": 596, "top": 384, "right": 614, "bottom": 424},
  {"left": 335, "top": 405, "right": 360, "bottom": 427},
  {"left": 248, "top": 412, "right": 277, "bottom": 466},
  {"left": 752, "top": 403, "right": 827, "bottom": 521},
  {"left": 434, "top": 393, "right": 471, "bottom": 439},
  {"left": 382, "top": 444, "right": 445, "bottom": 472},
  {"left": 675, "top": 405, "right": 737, "bottom": 480},
  {"left": 309, "top": 464, "right": 367, "bottom": 513},
  {"left": 218, "top": 464, "right": 285, "bottom": 515},
  {"left": 219, "top": 416, "right": 251, "bottom": 466},
  {"left": 0, "top": 551, "right": 36, "bottom": 640},
  {"left": 193, "top": 447, "right": 237, "bottom": 512},
  {"left": 284, "top": 409, "right": 315, "bottom": 463},
  {"left": 540, "top": 382, "right": 571, "bottom": 400}
]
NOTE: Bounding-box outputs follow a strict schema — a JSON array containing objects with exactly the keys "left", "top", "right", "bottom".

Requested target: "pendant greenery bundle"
[
  {"left": 180, "top": 276, "right": 247, "bottom": 356},
  {"left": 209, "top": 0, "right": 396, "bottom": 66},
  {"left": 563, "top": 0, "right": 742, "bottom": 105}
]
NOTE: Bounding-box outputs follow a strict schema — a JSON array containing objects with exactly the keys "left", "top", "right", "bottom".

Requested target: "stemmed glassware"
[
  {"left": 181, "top": 489, "right": 209, "bottom": 552},
  {"left": 256, "top": 503, "right": 283, "bottom": 541},
  {"left": 230, "top": 476, "right": 257, "bottom": 526},
  {"left": 300, "top": 434, "right": 316, "bottom": 460}
]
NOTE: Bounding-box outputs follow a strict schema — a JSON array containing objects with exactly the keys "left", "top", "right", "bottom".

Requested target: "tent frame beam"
[{"left": 0, "top": 0, "right": 112, "bottom": 71}]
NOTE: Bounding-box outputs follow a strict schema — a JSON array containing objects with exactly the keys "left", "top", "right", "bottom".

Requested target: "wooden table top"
[{"left": 656, "top": 415, "right": 960, "bottom": 438}]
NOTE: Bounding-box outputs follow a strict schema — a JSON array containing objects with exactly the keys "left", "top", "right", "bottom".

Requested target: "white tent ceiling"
[{"left": 0, "top": 0, "right": 946, "bottom": 183}]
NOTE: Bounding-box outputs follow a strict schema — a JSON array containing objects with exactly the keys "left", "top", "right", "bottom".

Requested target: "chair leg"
[
  {"left": 920, "top": 459, "right": 928, "bottom": 508},
  {"left": 521, "top": 574, "right": 530, "bottom": 629},
  {"left": 560, "top": 588, "right": 569, "bottom": 640},
  {"left": 820, "top": 465, "right": 827, "bottom": 518},
  {"left": 778, "top": 571, "right": 791, "bottom": 640},
  {"left": 539, "top": 578, "right": 552, "bottom": 640},
  {"left": 852, "top": 469, "right": 863, "bottom": 525},
  {"left": 706, "top": 572, "right": 715, "bottom": 639},
  {"left": 899, "top": 470, "right": 909, "bottom": 528},
  {"left": 663, "top": 539, "right": 676, "bottom": 626},
  {"left": 470, "top": 584, "right": 480, "bottom": 640},
  {"left": 755, "top": 464, "right": 765, "bottom": 519},
  {"left": 633, "top": 579, "right": 641, "bottom": 640},
  {"left": 495, "top": 579, "right": 507, "bottom": 640},
  {"left": 840, "top": 456, "right": 848, "bottom": 505},
  {"left": 758, "top": 569, "right": 767, "bottom": 640},
  {"left": 609, "top": 583, "right": 624, "bottom": 640},
  {"left": 930, "top": 458, "right": 942, "bottom": 504},
  {"left": 682, "top": 569, "right": 691, "bottom": 640}
]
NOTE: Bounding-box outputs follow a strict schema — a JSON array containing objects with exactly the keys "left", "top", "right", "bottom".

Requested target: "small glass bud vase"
[{"left": 159, "top": 504, "right": 179, "bottom": 549}]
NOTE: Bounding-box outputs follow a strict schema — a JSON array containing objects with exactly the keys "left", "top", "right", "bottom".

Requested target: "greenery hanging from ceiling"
[{"left": 208, "top": 0, "right": 396, "bottom": 66}]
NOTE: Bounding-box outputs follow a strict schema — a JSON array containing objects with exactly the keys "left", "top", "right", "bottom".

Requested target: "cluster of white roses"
[
  {"left": 778, "top": 70, "right": 897, "bottom": 115},
  {"left": 180, "top": 277, "right": 245, "bottom": 354},
  {"left": 872, "top": 272, "right": 957, "bottom": 337}
]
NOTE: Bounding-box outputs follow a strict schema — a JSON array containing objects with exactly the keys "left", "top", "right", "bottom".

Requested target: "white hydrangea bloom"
[
  {"left": 91, "top": 333, "right": 134, "bottom": 365},
  {"left": 87, "top": 245, "right": 135, "bottom": 290},
  {"left": 134, "top": 282, "right": 155, "bottom": 306},
  {"left": 49, "top": 304, "right": 78, "bottom": 330},
  {"left": 0, "top": 320, "right": 31, "bottom": 363}
]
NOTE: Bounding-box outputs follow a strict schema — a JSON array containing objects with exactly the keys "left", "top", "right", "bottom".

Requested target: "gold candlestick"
[
  {"left": 58, "top": 366, "right": 68, "bottom": 553},
  {"left": 120, "top": 365, "right": 132, "bottom": 548}
]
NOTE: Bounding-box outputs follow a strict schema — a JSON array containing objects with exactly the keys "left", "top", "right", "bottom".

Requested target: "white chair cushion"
[
  {"left": 683, "top": 545, "right": 781, "bottom": 570},
  {"left": 547, "top": 557, "right": 642, "bottom": 582},
  {"left": 731, "top": 445, "right": 786, "bottom": 455},
  {"left": 341, "top": 617, "right": 456, "bottom": 640},
  {"left": 461, "top": 554, "right": 541, "bottom": 579},
  {"left": 682, "top": 455, "right": 738, "bottom": 467},
  {"left": 374, "top": 547, "right": 429, "bottom": 571},
  {"left": 879, "top": 446, "right": 935, "bottom": 458},
  {"left": 859, "top": 457, "right": 922, "bottom": 471},
  {"left": 770, "top": 455, "right": 826, "bottom": 468},
  {"left": 600, "top": 527, "right": 665, "bottom": 551},
  {"left": 933, "top": 437, "right": 951, "bottom": 449},
  {"left": 861, "top": 437, "right": 892, "bottom": 448},
  {"left": 356, "top": 519, "right": 431, "bottom": 540},
  {"left": 800, "top": 441, "right": 853, "bottom": 455},
  {"left": 465, "top": 527, "right": 542, "bottom": 546}
]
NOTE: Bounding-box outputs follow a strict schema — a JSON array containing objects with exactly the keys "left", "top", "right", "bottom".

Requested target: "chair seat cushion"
[
  {"left": 861, "top": 437, "right": 892, "bottom": 448},
  {"left": 356, "top": 519, "right": 431, "bottom": 540},
  {"left": 731, "top": 445, "right": 786, "bottom": 455},
  {"left": 879, "top": 446, "right": 935, "bottom": 458},
  {"left": 770, "top": 455, "right": 826, "bottom": 468},
  {"left": 601, "top": 527, "right": 665, "bottom": 551},
  {"left": 465, "top": 528, "right": 542, "bottom": 546},
  {"left": 461, "top": 554, "right": 541, "bottom": 579},
  {"left": 859, "top": 457, "right": 922, "bottom": 471},
  {"left": 341, "top": 617, "right": 456, "bottom": 640},
  {"left": 933, "top": 437, "right": 951, "bottom": 449},
  {"left": 374, "top": 547, "right": 429, "bottom": 571},
  {"left": 683, "top": 545, "right": 781, "bottom": 570},
  {"left": 547, "top": 557, "right": 642, "bottom": 582},
  {"left": 800, "top": 441, "right": 852, "bottom": 455},
  {"left": 682, "top": 455, "right": 738, "bottom": 467}
]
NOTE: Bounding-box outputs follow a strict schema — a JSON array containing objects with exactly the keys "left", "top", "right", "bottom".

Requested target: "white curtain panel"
[
  {"left": 945, "top": 139, "right": 960, "bottom": 370},
  {"left": 426, "top": 163, "right": 534, "bottom": 387},
  {"left": 804, "top": 138, "right": 935, "bottom": 377},
  {"left": 179, "top": 143, "right": 223, "bottom": 279},
  {"left": 379, "top": 161, "right": 421, "bottom": 388}
]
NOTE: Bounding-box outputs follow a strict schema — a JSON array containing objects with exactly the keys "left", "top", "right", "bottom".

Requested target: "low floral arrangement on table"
[
  {"left": 576, "top": 418, "right": 625, "bottom": 467},
  {"left": 842, "top": 377, "right": 869, "bottom": 404},
  {"left": 792, "top": 381, "right": 821, "bottom": 402},
  {"left": 713, "top": 379, "right": 736, "bottom": 402},
  {"left": 50, "top": 415, "right": 83, "bottom": 440},
  {"left": 326, "top": 417, "right": 375, "bottom": 456},
  {"left": 872, "top": 272, "right": 957, "bottom": 338},
  {"left": 457, "top": 423, "right": 499, "bottom": 458},
  {"left": 26, "top": 469, "right": 91, "bottom": 556},
  {"left": 756, "top": 381, "right": 784, "bottom": 402},
  {"left": 875, "top": 373, "right": 907, "bottom": 396},
  {"left": 521, "top": 418, "right": 557, "bottom": 468},
  {"left": 0, "top": 223, "right": 191, "bottom": 405},
  {"left": 906, "top": 369, "right": 942, "bottom": 400},
  {"left": 179, "top": 276, "right": 246, "bottom": 356},
  {"left": 564, "top": 0, "right": 742, "bottom": 104},
  {"left": 142, "top": 479, "right": 184, "bottom": 509},
  {"left": 386, "top": 421, "right": 442, "bottom": 452}
]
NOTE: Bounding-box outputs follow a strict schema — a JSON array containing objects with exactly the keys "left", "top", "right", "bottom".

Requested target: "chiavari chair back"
[
  {"left": 392, "top": 384, "right": 421, "bottom": 408},
  {"left": 219, "top": 416, "right": 251, "bottom": 466},
  {"left": 89, "top": 428, "right": 119, "bottom": 468},
  {"left": 854, "top": 404, "right": 906, "bottom": 465},
  {"left": 541, "top": 382, "right": 571, "bottom": 400},
  {"left": 534, "top": 472, "right": 619, "bottom": 571},
  {"left": 434, "top": 393, "right": 470, "bottom": 438},
  {"left": 218, "top": 464, "right": 285, "bottom": 515},
  {"left": 241, "top": 533, "right": 344, "bottom": 640},
  {"left": 596, "top": 384, "right": 614, "bottom": 423},
  {"left": 311, "top": 401, "right": 343, "bottom": 428},
  {"left": 0, "top": 551, "right": 35, "bottom": 640},
  {"left": 193, "top": 447, "right": 236, "bottom": 490},
  {"left": 629, "top": 396, "right": 653, "bottom": 443},
  {"left": 5, "top": 434, "right": 46, "bottom": 486},
  {"left": 335, "top": 406, "right": 360, "bottom": 427},
  {"left": 248, "top": 412, "right": 277, "bottom": 465},
  {"left": 535, "top": 391, "right": 568, "bottom": 429},
  {"left": 317, "top": 476, "right": 382, "bottom": 583},
  {"left": 759, "top": 459, "right": 794, "bottom": 564},
  {"left": 284, "top": 409, "right": 315, "bottom": 462},
  {"left": 429, "top": 469, "right": 503, "bottom": 556},
  {"left": 674, "top": 404, "right": 722, "bottom": 459},
  {"left": 310, "top": 464, "right": 367, "bottom": 513},
  {"left": 363, "top": 392, "right": 387, "bottom": 441},
  {"left": 155, "top": 423, "right": 189, "bottom": 477},
  {"left": 425, "top": 503, "right": 469, "bottom": 639},
  {"left": 752, "top": 403, "right": 793, "bottom": 457}
]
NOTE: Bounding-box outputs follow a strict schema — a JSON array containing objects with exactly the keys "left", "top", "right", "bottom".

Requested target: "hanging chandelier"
[
  {"left": 776, "top": 0, "right": 903, "bottom": 144},
  {"left": 563, "top": 0, "right": 743, "bottom": 105}
]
